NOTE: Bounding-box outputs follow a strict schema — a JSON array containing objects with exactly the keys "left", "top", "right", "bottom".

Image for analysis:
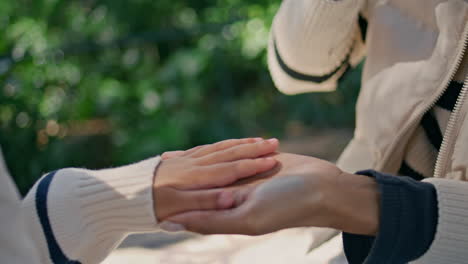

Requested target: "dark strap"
[
  {"left": 398, "top": 161, "right": 425, "bottom": 181},
  {"left": 36, "top": 171, "right": 81, "bottom": 264},
  {"left": 436, "top": 81, "right": 463, "bottom": 111},
  {"left": 420, "top": 110, "right": 443, "bottom": 150},
  {"left": 272, "top": 35, "right": 349, "bottom": 83},
  {"left": 358, "top": 14, "right": 368, "bottom": 41}
]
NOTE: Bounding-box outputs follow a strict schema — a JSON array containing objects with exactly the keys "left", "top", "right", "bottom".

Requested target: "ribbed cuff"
[
  {"left": 343, "top": 170, "right": 438, "bottom": 264},
  {"left": 41, "top": 156, "right": 161, "bottom": 263},
  {"left": 79, "top": 156, "right": 161, "bottom": 235},
  {"left": 414, "top": 178, "right": 468, "bottom": 263}
]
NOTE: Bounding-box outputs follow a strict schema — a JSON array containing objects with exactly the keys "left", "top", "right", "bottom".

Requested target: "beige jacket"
[{"left": 268, "top": 0, "right": 468, "bottom": 262}]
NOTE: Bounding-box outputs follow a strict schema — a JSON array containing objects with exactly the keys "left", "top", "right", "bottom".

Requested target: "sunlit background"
[{"left": 1, "top": 0, "right": 362, "bottom": 196}]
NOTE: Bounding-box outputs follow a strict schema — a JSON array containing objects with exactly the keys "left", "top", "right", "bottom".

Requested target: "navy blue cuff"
[{"left": 342, "top": 170, "right": 438, "bottom": 264}]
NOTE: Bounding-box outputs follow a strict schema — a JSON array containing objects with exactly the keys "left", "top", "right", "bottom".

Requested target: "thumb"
[{"left": 167, "top": 209, "right": 247, "bottom": 235}]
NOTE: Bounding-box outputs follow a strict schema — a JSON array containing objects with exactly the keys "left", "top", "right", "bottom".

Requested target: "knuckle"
[
  {"left": 210, "top": 142, "right": 227, "bottom": 152},
  {"left": 194, "top": 156, "right": 209, "bottom": 166},
  {"left": 229, "top": 147, "right": 243, "bottom": 157},
  {"left": 212, "top": 141, "right": 224, "bottom": 149},
  {"left": 187, "top": 167, "right": 203, "bottom": 180},
  {"left": 243, "top": 138, "right": 256, "bottom": 143},
  {"left": 219, "top": 148, "right": 239, "bottom": 161},
  {"left": 195, "top": 196, "right": 207, "bottom": 209},
  {"left": 220, "top": 139, "right": 235, "bottom": 146},
  {"left": 195, "top": 144, "right": 208, "bottom": 151},
  {"left": 258, "top": 140, "right": 269, "bottom": 149},
  {"left": 248, "top": 142, "right": 264, "bottom": 154},
  {"left": 234, "top": 160, "right": 249, "bottom": 174},
  {"left": 188, "top": 145, "right": 202, "bottom": 153},
  {"left": 197, "top": 144, "right": 208, "bottom": 150}
]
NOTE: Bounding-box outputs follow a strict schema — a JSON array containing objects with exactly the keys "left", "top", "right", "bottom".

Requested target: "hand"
[
  {"left": 153, "top": 138, "right": 279, "bottom": 221},
  {"left": 166, "top": 153, "right": 380, "bottom": 235}
]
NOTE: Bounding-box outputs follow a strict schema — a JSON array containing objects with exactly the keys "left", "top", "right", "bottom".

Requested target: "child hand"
[{"left": 153, "top": 138, "right": 279, "bottom": 221}]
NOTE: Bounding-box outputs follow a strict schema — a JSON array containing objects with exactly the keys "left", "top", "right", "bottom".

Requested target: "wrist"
[
  {"left": 328, "top": 172, "right": 380, "bottom": 235},
  {"left": 152, "top": 159, "right": 171, "bottom": 220}
]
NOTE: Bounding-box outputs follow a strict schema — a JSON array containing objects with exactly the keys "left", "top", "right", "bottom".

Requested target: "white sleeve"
[
  {"left": 415, "top": 178, "right": 468, "bottom": 263},
  {"left": 21, "top": 156, "right": 162, "bottom": 264},
  {"left": 268, "top": 0, "right": 366, "bottom": 94}
]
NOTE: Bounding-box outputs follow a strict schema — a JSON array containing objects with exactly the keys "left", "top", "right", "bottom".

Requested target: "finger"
[
  {"left": 179, "top": 145, "right": 204, "bottom": 156},
  {"left": 167, "top": 186, "right": 263, "bottom": 234},
  {"left": 156, "top": 188, "right": 235, "bottom": 221},
  {"left": 189, "top": 138, "right": 263, "bottom": 158},
  {"left": 229, "top": 161, "right": 282, "bottom": 187},
  {"left": 178, "top": 189, "right": 236, "bottom": 212},
  {"left": 223, "top": 184, "right": 257, "bottom": 208},
  {"left": 161, "top": 151, "right": 186, "bottom": 160},
  {"left": 161, "top": 139, "right": 247, "bottom": 159},
  {"left": 198, "top": 138, "right": 279, "bottom": 165},
  {"left": 167, "top": 209, "right": 247, "bottom": 235},
  {"left": 193, "top": 157, "right": 278, "bottom": 189}
]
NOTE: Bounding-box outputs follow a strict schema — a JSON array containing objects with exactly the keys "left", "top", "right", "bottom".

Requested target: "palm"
[
  {"left": 232, "top": 153, "right": 341, "bottom": 190},
  {"left": 229, "top": 153, "right": 343, "bottom": 233}
]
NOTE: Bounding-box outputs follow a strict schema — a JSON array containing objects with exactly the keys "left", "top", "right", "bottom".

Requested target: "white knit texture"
[
  {"left": 415, "top": 178, "right": 468, "bottom": 264},
  {"left": 22, "top": 156, "right": 161, "bottom": 264},
  {"left": 268, "top": 0, "right": 364, "bottom": 94}
]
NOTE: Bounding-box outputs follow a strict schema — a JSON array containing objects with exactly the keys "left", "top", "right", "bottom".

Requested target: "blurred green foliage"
[{"left": 0, "top": 0, "right": 361, "bottom": 195}]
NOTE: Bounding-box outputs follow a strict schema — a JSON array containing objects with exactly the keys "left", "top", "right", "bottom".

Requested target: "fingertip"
[
  {"left": 217, "top": 190, "right": 235, "bottom": 209},
  {"left": 266, "top": 138, "right": 279, "bottom": 146},
  {"left": 258, "top": 138, "right": 279, "bottom": 151},
  {"left": 234, "top": 187, "right": 252, "bottom": 207},
  {"left": 258, "top": 157, "right": 277, "bottom": 167}
]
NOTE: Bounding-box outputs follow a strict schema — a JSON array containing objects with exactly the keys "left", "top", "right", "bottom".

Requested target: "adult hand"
[
  {"left": 166, "top": 153, "right": 380, "bottom": 236},
  {"left": 153, "top": 138, "right": 279, "bottom": 221}
]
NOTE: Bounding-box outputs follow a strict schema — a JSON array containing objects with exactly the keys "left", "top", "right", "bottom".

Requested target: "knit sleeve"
[
  {"left": 267, "top": 0, "right": 366, "bottom": 95},
  {"left": 342, "top": 170, "right": 438, "bottom": 264},
  {"left": 21, "top": 156, "right": 161, "bottom": 264},
  {"left": 414, "top": 178, "right": 468, "bottom": 264}
]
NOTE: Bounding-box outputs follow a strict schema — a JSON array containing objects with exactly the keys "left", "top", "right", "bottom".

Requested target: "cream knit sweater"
[
  {"left": 0, "top": 147, "right": 161, "bottom": 264},
  {"left": 267, "top": 0, "right": 468, "bottom": 263}
]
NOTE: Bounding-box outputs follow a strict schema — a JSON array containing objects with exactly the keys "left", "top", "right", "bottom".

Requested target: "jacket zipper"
[
  {"left": 434, "top": 74, "right": 468, "bottom": 177},
  {"left": 434, "top": 27, "right": 468, "bottom": 178},
  {"left": 379, "top": 24, "right": 468, "bottom": 174}
]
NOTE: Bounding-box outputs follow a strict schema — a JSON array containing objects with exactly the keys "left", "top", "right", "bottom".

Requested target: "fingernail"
[
  {"left": 160, "top": 221, "right": 186, "bottom": 232},
  {"left": 254, "top": 137, "right": 263, "bottom": 142},
  {"left": 264, "top": 157, "right": 277, "bottom": 163},
  {"left": 266, "top": 138, "right": 278, "bottom": 144}
]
